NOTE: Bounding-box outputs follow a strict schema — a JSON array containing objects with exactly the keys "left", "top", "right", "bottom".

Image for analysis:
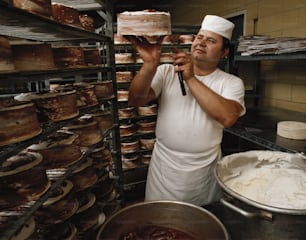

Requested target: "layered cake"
[
  {"left": 119, "top": 122, "right": 135, "bottom": 137},
  {"left": 34, "top": 180, "right": 79, "bottom": 224},
  {"left": 179, "top": 34, "right": 194, "bottom": 44},
  {"left": 68, "top": 157, "right": 98, "bottom": 192},
  {"left": 116, "top": 71, "right": 133, "bottom": 83},
  {"left": 115, "top": 53, "right": 134, "bottom": 64},
  {"left": 118, "top": 106, "right": 136, "bottom": 119},
  {"left": 52, "top": 46, "right": 85, "bottom": 68},
  {"left": 54, "top": 82, "right": 98, "bottom": 108},
  {"left": 84, "top": 110, "right": 114, "bottom": 133},
  {"left": 15, "top": 90, "right": 79, "bottom": 122},
  {"left": 0, "top": 36, "right": 15, "bottom": 71},
  {"left": 83, "top": 48, "right": 102, "bottom": 66},
  {"left": 137, "top": 103, "right": 158, "bottom": 116},
  {"left": 141, "top": 152, "right": 152, "bottom": 165},
  {"left": 160, "top": 52, "right": 174, "bottom": 63},
  {"left": 89, "top": 141, "right": 112, "bottom": 170},
  {"left": 137, "top": 120, "right": 156, "bottom": 133},
  {"left": 73, "top": 192, "right": 100, "bottom": 232},
  {"left": 62, "top": 116, "right": 102, "bottom": 147},
  {"left": 0, "top": 98, "right": 41, "bottom": 146},
  {"left": 139, "top": 136, "right": 156, "bottom": 150},
  {"left": 79, "top": 14, "right": 95, "bottom": 32},
  {"left": 12, "top": 0, "right": 52, "bottom": 17},
  {"left": 121, "top": 137, "right": 139, "bottom": 154},
  {"left": 122, "top": 152, "right": 140, "bottom": 169},
  {"left": 91, "top": 80, "right": 114, "bottom": 98},
  {"left": 0, "top": 152, "right": 50, "bottom": 210},
  {"left": 11, "top": 43, "right": 55, "bottom": 71},
  {"left": 27, "top": 130, "right": 82, "bottom": 169},
  {"left": 117, "top": 10, "right": 171, "bottom": 36},
  {"left": 114, "top": 34, "right": 130, "bottom": 45},
  {"left": 117, "top": 89, "right": 129, "bottom": 101},
  {"left": 51, "top": 3, "right": 82, "bottom": 28}
]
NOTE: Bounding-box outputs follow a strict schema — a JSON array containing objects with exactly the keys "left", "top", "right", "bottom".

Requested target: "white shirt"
[{"left": 145, "top": 64, "right": 245, "bottom": 206}]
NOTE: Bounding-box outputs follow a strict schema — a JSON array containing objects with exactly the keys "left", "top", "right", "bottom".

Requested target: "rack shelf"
[
  {"left": 225, "top": 107, "right": 306, "bottom": 154},
  {"left": 0, "top": 2, "right": 110, "bottom": 43},
  {"left": 235, "top": 52, "right": 306, "bottom": 61}
]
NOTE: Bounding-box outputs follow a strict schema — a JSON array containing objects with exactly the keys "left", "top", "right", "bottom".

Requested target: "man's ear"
[{"left": 221, "top": 48, "right": 229, "bottom": 59}]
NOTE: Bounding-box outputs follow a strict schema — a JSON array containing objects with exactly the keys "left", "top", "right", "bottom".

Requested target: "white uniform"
[{"left": 145, "top": 64, "right": 245, "bottom": 206}]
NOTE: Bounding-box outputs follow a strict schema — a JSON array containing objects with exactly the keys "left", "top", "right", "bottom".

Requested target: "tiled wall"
[{"left": 171, "top": 0, "right": 306, "bottom": 113}]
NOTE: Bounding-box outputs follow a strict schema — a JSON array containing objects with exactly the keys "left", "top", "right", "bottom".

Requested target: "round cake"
[
  {"left": 13, "top": 0, "right": 52, "bottom": 17},
  {"left": 137, "top": 120, "right": 156, "bottom": 134},
  {"left": 0, "top": 152, "right": 50, "bottom": 211},
  {"left": 73, "top": 192, "right": 100, "bottom": 232},
  {"left": 79, "top": 14, "right": 95, "bottom": 32},
  {"left": 89, "top": 141, "right": 112, "bottom": 170},
  {"left": 62, "top": 116, "right": 102, "bottom": 147},
  {"left": 121, "top": 137, "right": 139, "bottom": 154},
  {"left": 51, "top": 3, "right": 82, "bottom": 28},
  {"left": 52, "top": 46, "right": 85, "bottom": 68},
  {"left": 117, "top": 89, "right": 129, "bottom": 101},
  {"left": 15, "top": 90, "right": 79, "bottom": 122},
  {"left": 160, "top": 52, "right": 174, "bottom": 63},
  {"left": 54, "top": 82, "right": 98, "bottom": 108},
  {"left": 27, "top": 130, "right": 82, "bottom": 169},
  {"left": 139, "top": 136, "right": 156, "bottom": 150},
  {"left": 34, "top": 180, "right": 79, "bottom": 225},
  {"left": 116, "top": 71, "right": 133, "bottom": 83},
  {"left": 84, "top": 110, "right": 114, "bottom": 133},
  {"left": 119, "top": 122, "right": 135, "bottom": 137},
  {"left": 122, "top": 152, "right": 140, "bottom": 169},
  {"left": 83, "top": 48, "right": 101, "bottom": 66},
  {"left": 179, "top": 34, "right": 194, "bottom": 44},
  {"left": 115, "top": 53, "right": 134, "bottom": 64},
  {"left": 137, "top": 103, "right": 158, "bottom": 116},
  {"left": 277, "top": 121, "right": 306, "bottom": 140},
  {"left": 91, "top": 80, "right": 114, "bottom": 99},
  {"left": 11, "top": 43, "right": 55, "bottom": 71},
  {"left": 141, "top": 152, "right": 152, "bottom": 165},
  {"left": 68, "top": 157, "right": 98, "bottom": 192},
  {"left": 0, "top": 36, "right": 15, "bottom": 71},
  {"left": 117, "top": 10, "right": 171, "bottom": 36},
  {"left": 0, "top": 98, "right": 41, "bottom": 146},
  {"left": 118, "top": 106, "right": 136, "bottom": 119}
]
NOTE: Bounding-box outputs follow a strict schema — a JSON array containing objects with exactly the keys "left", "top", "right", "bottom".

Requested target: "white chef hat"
[{"left": 201, "top": 15, "right": 235, "bottom": 40}]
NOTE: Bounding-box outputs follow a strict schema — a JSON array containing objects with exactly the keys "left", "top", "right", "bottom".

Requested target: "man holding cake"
[{"left": 124, "top": 14, "right": 245, "bottom": 206}]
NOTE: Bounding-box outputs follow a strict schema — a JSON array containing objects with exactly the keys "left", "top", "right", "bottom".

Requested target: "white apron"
[{"left": 145, "top": 140, "right": 222, "bottom": 206}]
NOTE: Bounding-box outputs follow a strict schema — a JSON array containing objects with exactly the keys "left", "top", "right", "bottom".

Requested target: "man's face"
[{"left": 191, "top": 29, "right": 226, "bottom": 64}]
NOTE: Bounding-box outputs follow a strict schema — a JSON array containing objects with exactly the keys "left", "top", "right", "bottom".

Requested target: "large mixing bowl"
[{"left": 97, "top": 200, "right": 230, "bottom": 240}]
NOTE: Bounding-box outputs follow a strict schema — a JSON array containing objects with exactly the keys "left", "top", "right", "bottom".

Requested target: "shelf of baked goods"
[
  {"left": 0, "top": 136, "right": 121, "bottom": 240},
  {"left": 0, "top": 1, "right": 110, "bottom": 42},
  {"left": 225, "top": 107, "right": 306, "bottom": 154},
  {"left": 0, "top": 89, "right": 122, "bottom": 239},
  {"left": 0, "top": 79, "right": 117, "bottom": 160}
]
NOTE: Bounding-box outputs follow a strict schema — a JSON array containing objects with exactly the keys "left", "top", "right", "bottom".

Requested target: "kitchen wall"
[{"left": 171, "top": 0, "right": 306, "bottom": 113}]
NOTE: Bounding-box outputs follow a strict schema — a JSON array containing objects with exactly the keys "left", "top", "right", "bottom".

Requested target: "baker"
[{"left": 126, "top": 15, "right": 246, "bottom": 206}]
